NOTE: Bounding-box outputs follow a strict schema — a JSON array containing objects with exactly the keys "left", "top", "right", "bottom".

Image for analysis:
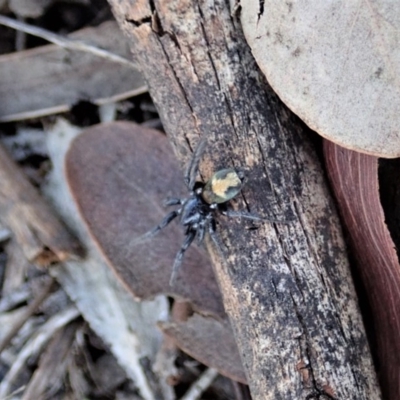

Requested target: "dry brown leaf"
[
  {"left": 159, "top": 315, "right": 246, "bottom": 384},
  {"left": 242, "top": 1, "right": 400, "bottom": 157},
  {"left": 324, "top": 140, "right": 400, "bottom": 399},
  {"left": 64, "top": 121, "right": 243, "bottom": 382},
  {"left": 0, "top": 20, "right": 146, "bottom": 122},
  {"left": 65, "top": 121, "right": 224, "bottom": 318},
  {"left": 45, "top": 118, "right": 171, "bottom": 400}
]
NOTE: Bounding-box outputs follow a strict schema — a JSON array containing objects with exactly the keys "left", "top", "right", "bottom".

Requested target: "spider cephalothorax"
[{"left": 144, "top": 139, "right": 262, "bottom": 285}]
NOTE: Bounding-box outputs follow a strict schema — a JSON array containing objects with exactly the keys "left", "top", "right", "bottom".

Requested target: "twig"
[
  {"left": 0, "top": 385, "right": 26, "bottom": 400},
  {"left": 0, "top": 281, "right": 31, "bottom": 312},
  {"left": 0, "top": 306, "right": 80, "bottom": 398},
  {"left": 15, "top": 16, "right": 26, "bottom": 51},
  {"left": 0, "top": 276, "right": 55, "bottom": 353},
  {"left": 0, "top": 143, "right": 83, "bottom": 265},
  {"left": 21, "top": 321, "right": 78, "bottom": 400},
  {"left": 179, "top": 368, "right": 219, "bottom": 400},
  {"left": 0, "top": 15, "right": 136, "bottom": 68}
]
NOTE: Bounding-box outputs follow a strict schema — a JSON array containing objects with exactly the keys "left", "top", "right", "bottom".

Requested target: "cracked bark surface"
[{"left": 109, "top": 1, "right": 381, "bottom": 398}]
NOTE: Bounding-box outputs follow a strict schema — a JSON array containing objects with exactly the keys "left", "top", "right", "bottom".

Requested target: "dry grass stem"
[
  {"left": 0, "top": 15, "right": 136, "bottom": 68},
  {"left": 179, "top": 368, "right": 219, "bottom": 400}
]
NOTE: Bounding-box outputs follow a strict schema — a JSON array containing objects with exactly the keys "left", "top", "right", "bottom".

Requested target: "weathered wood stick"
[
  {"left": 0, "top": 143, "right": 82, "bottom": 265},
  {"left": 109, "top": 1, "right": 381, "bottom": 398}
]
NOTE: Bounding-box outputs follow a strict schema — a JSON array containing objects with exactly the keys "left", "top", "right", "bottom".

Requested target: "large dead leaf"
[
  {"left": 44, "top": 118, "right": 171, "bottom": 399},
  {"left": 159, "top": 314, "right": 246, "bottom": 384},
  {"left": 64, "top": 121, "right": 243, "bottom": 382},
  {"left": 0, "top": 20, "right": 146, "bottom": 122},
  {"left": 65, "top": 121, "right": 224, "bottom": 318},
  {"left": 324, "top": 141, "right": 400, "bottom": 398},
  {"left": 241, "top": 1, "right": 400, "bottom": 157}
]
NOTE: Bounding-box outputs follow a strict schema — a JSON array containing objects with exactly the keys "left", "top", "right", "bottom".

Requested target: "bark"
[{"left": 109, "top": 1, "right": 381, "bottom": 398}]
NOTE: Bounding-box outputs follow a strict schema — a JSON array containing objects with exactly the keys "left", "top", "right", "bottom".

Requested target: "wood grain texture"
[
  {"left": 324, "top": 140, "right": 400, "bottom": 399},
  {"left": 109, "top": 1, "right": 381, "bottom": 398}
]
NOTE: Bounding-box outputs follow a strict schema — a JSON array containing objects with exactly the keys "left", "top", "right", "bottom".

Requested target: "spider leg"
[
  {"left": 221, "top": 209, "right": 265, "bottom": 221},
  {"left": 170, "top": 229, "right": 196, "bottom": 286},
  {"left": 143, "top": 209, "right": 180, "bottom": 239},
  {"left": 223, "top": 209, "right": 292, "bottom": 223},
  {"left": 164, "top": 198, "right": 184, "bottom": 206},
  {"left": 206, "top": 217, "right": 226, "bottom": 263},
  {"left": 196, "top": 219, "right": 207, "bottom": 244},
  {"left": 184, "top": 136, "right": 207, "bottom": 191}
]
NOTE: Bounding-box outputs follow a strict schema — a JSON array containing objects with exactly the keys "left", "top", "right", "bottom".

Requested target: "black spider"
[{"left": 143, "top": 139, "right": 263, "bottom": 285}]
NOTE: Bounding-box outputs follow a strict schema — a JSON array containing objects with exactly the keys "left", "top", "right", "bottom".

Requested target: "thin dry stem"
[
  {"left": 0, "top": 15, "right": 136, "bottom": 68},
  {"left": 180, "top": 368, "right": 219, "bottom": 400},
  {"left": 0, "top": 276, "right": 55, "bottom": 353},
  {"left": 0, "top": 306, "right": 80, "bottom": 398}
]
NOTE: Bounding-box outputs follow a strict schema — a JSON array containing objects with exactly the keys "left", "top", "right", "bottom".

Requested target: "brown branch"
[
  {"left": 0, "top": 143, "right": 82, "bottom": 265},
  {"left": 109, "top": 0, "right": 381, "bottom": 398}
]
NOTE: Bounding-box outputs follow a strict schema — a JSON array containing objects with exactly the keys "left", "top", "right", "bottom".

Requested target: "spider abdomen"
[{"left": 202, "top": 168, "right": 244, "bottom": 204}]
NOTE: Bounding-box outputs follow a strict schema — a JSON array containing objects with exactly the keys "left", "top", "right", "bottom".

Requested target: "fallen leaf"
[
  {"left": 45, "top": 118, "right": 170, "bottom": 399},
  {"left": 242, "top": 1, "right": 400, "bottom": 157},
  {"left": 159, "top": 314, "right": 246, "bottom": 384},
  {"left": 65, "top": 121, "right": 225, "bottom": 318},
  {"left": 0, "top": 21, "right": 146, "bottom": 122},
  {"left": 324, "top": 140, "right": 400, "bottom": 398}
]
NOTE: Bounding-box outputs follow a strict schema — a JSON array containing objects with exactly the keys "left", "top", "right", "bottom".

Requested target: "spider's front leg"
[
  {"left": 221, "top": 209, "right": 265, "bottom": 221},
  {"left": 164, "top": 198, "right": 184, "bottom": 206},
  {"left": 184, "top": 137, "right": 207, "bottom": 191},
  {"left": 170, "top": 229, "right": 196, "bottom": 285},
  {"left": 222, "top": 209, "right": 292, "bottom": 224},
  {"left": 196, "top": 211, "right": 211, "bottom": 244},
  {"left": 206, "top": 215, "right": 226, "bottom": 264},
  {"left": 145, "top": 209, "right": 180, "bottom": 238}
]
